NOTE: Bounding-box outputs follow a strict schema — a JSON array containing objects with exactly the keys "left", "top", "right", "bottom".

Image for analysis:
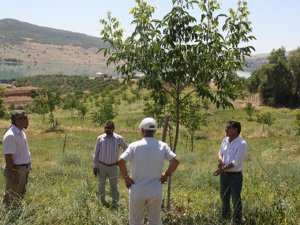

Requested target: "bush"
[
  {"left": 244, "top": 102, "right": 255, "bottom": 121},
  {"left": 256, "top": 112, "right": 275, "bottom": 134},
  {"left": 92, "top": 101, "right": 117, "bottom": 126}
]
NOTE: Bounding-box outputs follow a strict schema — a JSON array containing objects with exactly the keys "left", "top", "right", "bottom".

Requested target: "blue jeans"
[{"left": 220, "top": 171, "right": 243, "bottom": 224}]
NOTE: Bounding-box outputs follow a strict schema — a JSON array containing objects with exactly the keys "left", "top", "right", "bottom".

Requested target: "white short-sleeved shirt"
[
  {"left": 3, "top": 125, "right": 31, "bottom": 165},
  {"left": 120, "top": 137, "right": 176, "bottom": 200},
  {"left": 219, "top": 136, "right": 247, "bottom": 172}
]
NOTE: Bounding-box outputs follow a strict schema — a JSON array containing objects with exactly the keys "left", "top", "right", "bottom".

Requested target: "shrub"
[{"left": 244, "top": 102, "right": 255, "bottom": 121}]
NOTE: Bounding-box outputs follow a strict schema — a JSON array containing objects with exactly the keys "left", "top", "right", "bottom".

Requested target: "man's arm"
[
  {"left": 119, "top": 137, "right": 128, "bottom": 152},
  {"left": 160, "top": 157, "right": 180, "bottom": 183},
  {"left": 5, "top": 154, "right": 14, "bottom": 171},
  {"left": 218, "top": 152, "right": 234, "bottom": 170},
  {"left": 118, "top": 159, "right": 134, "bottom": 189},
  {"left": 93, "top": 139, "right": 100, "bottom": 176},
  {"left": 231, "top": 142, "right": 248, "bottom": 169},
  {"left": 221, "top": 142, "right": 247, "bottom": 171},
  {"left": 5, "top": 154, "right": 18, "bottom": 184},
  {"left": 217, "top": 153, "right": 223, "bottom": 169},
  {"left": 213, "top": 153, "right": 224, "bottom": 176}
]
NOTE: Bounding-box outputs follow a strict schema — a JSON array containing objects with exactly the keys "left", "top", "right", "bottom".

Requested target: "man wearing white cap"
[{"left": 118, "top": 117, "right": 179, "bottom": 225}]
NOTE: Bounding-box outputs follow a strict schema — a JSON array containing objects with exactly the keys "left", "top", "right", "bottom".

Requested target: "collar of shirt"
[
  {"left": 229, "top": 136, "right": 241, "bottom": 144},
  {"left": 104, "top": 132, "right": 115, "bottom": 139},
  {"left": 11, "top": 124, "right": 23, "bottom": 135}
]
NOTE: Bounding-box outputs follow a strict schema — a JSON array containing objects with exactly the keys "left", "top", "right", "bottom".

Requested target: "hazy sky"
[{"left": 1, "top": 0, "right": 299, "bottom": 54}]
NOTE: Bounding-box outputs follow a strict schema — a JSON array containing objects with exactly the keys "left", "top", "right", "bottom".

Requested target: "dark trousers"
[{"left": 220, "top": 171, "right": 243, "bottom": 224}]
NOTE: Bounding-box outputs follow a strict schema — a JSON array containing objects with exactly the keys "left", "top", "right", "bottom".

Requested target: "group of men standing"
[
  {"left": 92, "top": 118, "right": 179, "bottom": 225},
  {"left": 2, "top": 110, "right": 247, "bottom": 225}
]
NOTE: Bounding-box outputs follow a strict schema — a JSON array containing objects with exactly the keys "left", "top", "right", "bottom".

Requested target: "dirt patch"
[
  {"left": 4, "top": 95, "right": 34, "bottom": 105},
  {"left": 233, "top": 93, "right": 262, "bottom": 109},
  {"left": 1, "top": 86, "right": 40, "bottom": 106}
]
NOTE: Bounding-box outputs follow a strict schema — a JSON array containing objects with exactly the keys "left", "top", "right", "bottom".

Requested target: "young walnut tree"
[{"left": 99, "top": 0, "right": 255, "bottom": 209}]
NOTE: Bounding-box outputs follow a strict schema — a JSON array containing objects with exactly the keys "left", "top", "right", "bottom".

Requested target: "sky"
[{"left": 1, "top": 0, "right": 299, "bottom": 54}]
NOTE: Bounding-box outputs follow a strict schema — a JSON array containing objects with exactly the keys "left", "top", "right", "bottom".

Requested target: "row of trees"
[
  {"left": 247, "top": 47, "right": 300, "bottom": 107},
  {"left": 12, "top": 74, "right": 121, "bottom": 94},
  {"left": 0, "top": 79, "right": 124, "bottom": 130},
  {"left": 30, "top": 89, "right": 122, "bottom": 131}
]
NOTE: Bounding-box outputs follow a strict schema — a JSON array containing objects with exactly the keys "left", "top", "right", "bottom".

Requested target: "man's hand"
[
  {"left": 123, "top": 176, "right": 134, "bottom": 189},
  {"left": 160, "top": 173, "right": 169, "bottom": 184},
  {"left": 160, "top": 157, "right": 179, "bottom": 184},
  {"left": 93, "top": 168, "right": 98, "bottom": 176},
  {"left": 213, "top": 168, "right": 222, "bottom": 176}
]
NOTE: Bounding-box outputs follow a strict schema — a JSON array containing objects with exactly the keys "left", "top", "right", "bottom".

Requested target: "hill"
[
  {"left": 0, "top": 18, "right": 107, "bottom": 48},
  {"left": 0, "top": 18, "right": 109, "bottom": 66},
  {"left": 245, "top": 53, "right": 269, "bottom": 72},
  {"left": 0, "top": 18, "right": 266, "bottom": 75}
]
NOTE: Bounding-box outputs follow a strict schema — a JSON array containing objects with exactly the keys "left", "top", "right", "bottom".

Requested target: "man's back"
[
  {"left": 129, "top": 138, "right": 166, "bottom": 185},
  {"left": 121, "top": 137, "right": 175, "bottom": 199}
]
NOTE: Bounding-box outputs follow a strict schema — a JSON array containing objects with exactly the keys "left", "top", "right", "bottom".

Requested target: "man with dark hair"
[
  {"left": 93, "top": 120, "right": 127, "bottom": 207},
  {"left": 118, "top": 117, "right": 179, "bottom": 225},
  {"left": 214, "top": 121, "right": 248, "bottom": 225},
  {"left": 2, "top": 110, "right": 31, "bottom": 208}
]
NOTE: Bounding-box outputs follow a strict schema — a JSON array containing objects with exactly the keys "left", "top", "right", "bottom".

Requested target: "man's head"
[
  {"left": 139, "top": 117, "right": 157, "bottom": 137},
  {"left": 11, "top": 110, "right": 29, "bottom": 129},
  {"left": 225, "top": 121, "right": 241, "bottom": 138},
  {"left": 104, "top": 120, "right": 115, "bottom": 136}
]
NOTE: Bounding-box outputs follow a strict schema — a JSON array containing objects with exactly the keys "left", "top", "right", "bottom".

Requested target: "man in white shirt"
[
  {"left": 2, "top": 110, "right": 31, "bottom": 208},
  {"left": 118, "top": 117, "right": 179, "bottom": 225},
  {"left": 214, "top": 121, "right": 248, "bottom": 225},
  {"left": 93, "top": 120, "right": 127, "bottom": 207}
]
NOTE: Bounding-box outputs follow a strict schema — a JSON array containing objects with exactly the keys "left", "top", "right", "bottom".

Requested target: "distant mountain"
[
  {"left": 0, "top": 18, "right": 112, "bottom": 69},
  {"left": 0, "top": 18, "right": 267, "bottom": 77},
  {"left": 0, "top": 18, "right": 107, "bottom": 48},
  {"left": 245, "top": 53, "right": 269, "bottom": 72}
]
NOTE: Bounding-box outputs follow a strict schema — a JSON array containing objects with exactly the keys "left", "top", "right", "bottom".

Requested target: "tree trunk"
[
  {"left": 162, "top": 116, "right": 170, "bottom": 143},
  {"left": 166, "top": 96, "right": 180, "bottom": 210},
  {"left": 191, "top": 132, "right": 194, "bottom": 152}
]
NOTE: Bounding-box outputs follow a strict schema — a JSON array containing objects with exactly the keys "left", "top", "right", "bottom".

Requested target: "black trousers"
[{"left": 220, "top": 171, "right": 243, "bottom": 224}]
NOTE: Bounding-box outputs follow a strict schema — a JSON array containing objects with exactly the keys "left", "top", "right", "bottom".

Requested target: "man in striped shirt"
[{"left": 93, "top": 120, "right": 127, "bottom": 207}]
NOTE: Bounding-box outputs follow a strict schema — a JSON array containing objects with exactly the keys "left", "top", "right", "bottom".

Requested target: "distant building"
[{"left": 95, "top": 72, "right": 109, "bottom": 78}]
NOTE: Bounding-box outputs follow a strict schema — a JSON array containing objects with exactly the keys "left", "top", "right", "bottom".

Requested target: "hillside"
[
  {"left": 0, "top": 18, "right": 266, "bottom": 75},
  {"left": 0, "top": 18, "right": 109, "bottom": 66},
  {"left": 0, "top": 18, "right": 108, "bottom": 48},
  {"left": 245, "top": 53, "right": 268, "bottom": 71}
]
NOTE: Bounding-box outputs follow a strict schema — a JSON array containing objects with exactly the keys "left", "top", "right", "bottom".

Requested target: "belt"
[
  {"left": 14, "top": 163, "right": 30, "bottom": 167},
  {"left": 222, "top": 171, "right": 242, "bottom": 175},
  {"left": 98, "top": 161, "right": 118, "bottom": 167}
]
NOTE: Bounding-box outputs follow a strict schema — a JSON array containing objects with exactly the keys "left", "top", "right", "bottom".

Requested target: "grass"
[{"left": 0, "top": 101, "right": 300, "bottom": 224}]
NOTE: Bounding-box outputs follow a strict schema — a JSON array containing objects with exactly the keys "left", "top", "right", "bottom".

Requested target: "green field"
[{"left": 0, "top": 80, "right": 299, "bottom": 225}]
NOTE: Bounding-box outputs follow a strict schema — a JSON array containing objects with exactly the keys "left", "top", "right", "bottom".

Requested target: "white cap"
[{"left": 139, "top": 117, "right": 157, "bottom": 130}]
